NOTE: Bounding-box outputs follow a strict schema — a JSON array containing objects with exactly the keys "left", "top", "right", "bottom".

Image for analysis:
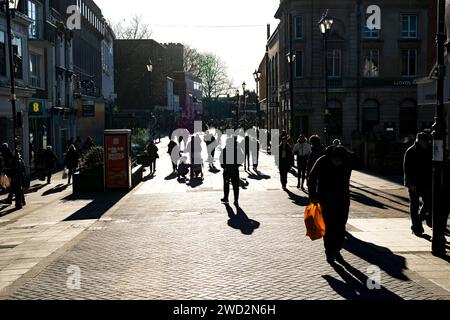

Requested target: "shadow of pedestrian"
[
  {"left": 284, "top": 189, "right": 309, "bottom": 206},
  {"left": 247, "top": 172, "right": 271, "bottom": 180},
  {"left": 164, "top": 172, "right": 178, "bottom": 180},
  {"left": 41, "top": 184, "right": 69, "bottom": 196},
  {"left": 62, "top": 191, "right": 127, "bottom": 221},
  {"left": 343, "top": 232, "right": 409, "bottom": 281},
  {"left": 26, "top": 183, "right": 47, "bottom": 194},
  {"left": 323, "top": 262, "right": 403, "bottom": 300},
  {"left": 225, "top": 205, "right": 260, "bottom": 235}
]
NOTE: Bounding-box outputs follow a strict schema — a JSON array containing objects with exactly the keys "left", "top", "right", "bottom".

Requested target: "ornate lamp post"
[
  {"left": 253, "top": 70, "right": 261, "bottom": 128},
  {"left": 242, "top": 82, "right": 247, "bottom": 120},
  {"left": 235, "top": 89, "right": 240, "bottom": 126},
  {"left": 319, "top": 11, "right": 334, "bottom": 146}
]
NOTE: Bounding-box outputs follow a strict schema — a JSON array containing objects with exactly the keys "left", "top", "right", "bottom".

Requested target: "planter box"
[{"left": 73, "top": 167, "right": 105, "bottom": 194}]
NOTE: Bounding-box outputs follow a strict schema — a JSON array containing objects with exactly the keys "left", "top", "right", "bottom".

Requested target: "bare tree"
[
  {"left": 113, "top": 15, "right": 153, "bottom": 40},
  {"left": 183, "top": 46, "right": 232, "bottom": 98}
]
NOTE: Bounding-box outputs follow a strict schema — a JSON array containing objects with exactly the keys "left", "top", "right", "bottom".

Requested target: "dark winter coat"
[
  {"left": 44, "top": 150, "right": 58, "bottom": 169},
  {"left": 278, "top": 143, "right": 294, "bottom": 170},
  {"left": 64, "top": 150, "right": 79, "bottom": 169},
  {"left": 403, "top": 142, "right": 432, "bottom": 190},
  {"left": 147, "top": 144, "right": 159, "bottom": 161},
  {"left": 307, "top": 151, "right": 353, "bottom": 209},
  {"left": 307, "top": 144, "right": 326, "bottom": 175}
]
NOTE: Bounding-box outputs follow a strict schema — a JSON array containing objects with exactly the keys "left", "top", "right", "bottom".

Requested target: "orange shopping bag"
[{"left": 304, "top": 203, "right": 326, "bottom": 241}]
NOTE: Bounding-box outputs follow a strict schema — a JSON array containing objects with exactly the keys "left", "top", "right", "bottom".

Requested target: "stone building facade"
[{"left": 266, "top": 0, "right": 432, "bottom": 164}]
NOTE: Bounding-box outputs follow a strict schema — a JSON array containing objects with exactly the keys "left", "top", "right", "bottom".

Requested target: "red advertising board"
[{"left": 105, "top": 134, "right": 130, "bottom": 189}]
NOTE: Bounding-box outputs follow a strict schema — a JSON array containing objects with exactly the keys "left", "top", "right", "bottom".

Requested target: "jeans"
[
  {"left": 280, "top": 168, "right": 288, "bottom": 188},
  {"left": 297, "top": 156, "right": 308, "bottom": 186},
  {"left": 322, "top": 203, "right": 349, "bottom": 257},
  {"left": 223, "top": 169, "right": 239, "bottom": 201},
  {"left": 149, "top": 160, "right": 156, "bottom": 172},
  {"left": 409, "top": 189, "right": 432, "bottom": 229}
]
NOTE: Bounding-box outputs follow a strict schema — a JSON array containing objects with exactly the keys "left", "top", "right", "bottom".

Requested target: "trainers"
[
  {"left": 221, "top": 198, "right": 229, "bottom": 203},
  {"left": 412, "top": 225, "right": 424, "bottom": 237}
]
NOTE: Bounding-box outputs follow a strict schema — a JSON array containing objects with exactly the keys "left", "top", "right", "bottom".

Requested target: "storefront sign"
[
  {"left": 29, "top": 100, "right": 45, "bottom": 116},
  {"left": 105, "top": 133, "right": 130, "bottom": 189}
]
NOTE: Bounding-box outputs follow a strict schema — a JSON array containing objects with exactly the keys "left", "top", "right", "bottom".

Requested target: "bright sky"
[{"left": 95, "top": 0, "right": 280, "bottom": 92}]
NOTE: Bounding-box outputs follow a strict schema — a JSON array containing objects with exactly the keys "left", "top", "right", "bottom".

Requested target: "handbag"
[
  {"left": 1, "top": 174, "right": 11, "bottom": 189},
  {"left": 304, "top": 203, "right": 326, "bottom": 241}
]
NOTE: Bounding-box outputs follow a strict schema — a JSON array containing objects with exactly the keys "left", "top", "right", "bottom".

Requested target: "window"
[
  {"left": 401, "top": 15, "right": 418, "bottom": 38},
  {"left": 12, "top": 37, "right": 23, "bottom": 79},
  {"left": 29, "top": 53, "right": 41, "bottom": 88},
  {"left": 294, "top": 16, "right": 303, "bottom": 39},
  {"left": 327, "top": 49, "right": 341, "bottom": 78},
  {"left": 295, "top": 51, "right": 303, "bottom": 78},
  {"left": 28, "top": 0, "right": 38, "bottom": 38},
  {"left": 327, "top": 100, "right": 343, "bottom": 136},
  {"left": 401, "top": 49, "right": 417, "bottom": 77},
  {"left": 0, "top": 31, "right": 5, "bottom": 76},
  {"left": 362, "top": 100, "right": 380, "bottom": 133},
  {"left": 363, "top": 49, "right": 379, "bottom": 77},
  {"left": 363, "top": 26, "right": 380, "bottom": 39}
]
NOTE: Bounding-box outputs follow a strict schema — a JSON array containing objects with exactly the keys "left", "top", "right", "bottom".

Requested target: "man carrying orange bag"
[
  {"left": 307, "top": 145, "right": 354, "bottom": 265},
  {"left": 304, "top": 202, "right": 326, "bottom": 241}
]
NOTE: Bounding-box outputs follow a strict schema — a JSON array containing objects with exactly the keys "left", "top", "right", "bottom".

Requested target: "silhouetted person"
[
  {"left": 308, "top": 145, "right": 353, "bottom": 264},
  {"left": 244, "top": 135, "right": 250, "bottom": 170},
  {"left": 293, "top": 134, "right": 311, "bottom": 190},
  {"left": 64, "top": 144, "right": 79, "bottom": 185},
  {"left": 220, "top": 137, "right": 242, "bottom": 205},
  {"left": 167, "top": 139, "right": 179, "bottom": 173},
  {"left": 6, "top": 153, "right": 26, "bottom": 206},
  {"left": 278, "top": 136, "right": 293, "bottom": 190},
  {"left": 146, "top": 140, "right": 159, "bottom": 174},
  {"left": 204, "top": 131, "right": 216, "bottom": 169},
  {"left": 307, "top": 135, "right": 326, "bottom": 177},
  {"left": 1, "top": 143, "right": 14, "bottom": 203},
  {"left": 250, "top": 135, "right": 259, "bottom": 171},
  {"left": 188, "top": 135, "right": 203, "bottom": 179},
  {"left": 403, "top": 132, "right": 432, "bottom": 236},
  {"left": 44, "top": 146, "right": 58, "bottom": 184},
  {"left": 75, "top": 137, "right": 82, "bottom": 155}
]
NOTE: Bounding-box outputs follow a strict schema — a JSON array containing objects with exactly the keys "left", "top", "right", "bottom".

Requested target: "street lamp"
[
  {"left": 242, "top": 82, "right": 246, "bottom": 119},
  {"left": 146, "top": 59, "right": 153, "bottom": 72},
  {"left": 235, "top": 89, "right": 240, "bottom": 126},
  {"left": 1, "top": 0, "right": 22, "bottom": 209},
  {"left": 319, "top": 10, "right": 333, "bottom": 146},
  {"left": 431, "top": 0, "right": 448, "bottom": 257},
  {"left": 287, "top": 51, "right": 296, "bottom": 137},
  {"left": 253, "top": 70, "right": 262, "bottom": 128}
]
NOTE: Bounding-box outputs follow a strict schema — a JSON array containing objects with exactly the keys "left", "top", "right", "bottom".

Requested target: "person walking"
[
  {"left": 307, "top": 135, "right": 326, "bottom": 177},
  {"left": 64, "top": 145, "right": 79, "bottom": 185},
  {"left": 308, "top": 145, "right": 353, "bottom": 264},
  {"left": 82, "top": 137, "right": 95, "bottom": 153},
  {"left": 44, "top": 146, "right": 58, "bottom": 184},
  {"left": 204, "top": 131, "right": 217, "bottom": 169},
  {"left": 167, "top": 139, "right": 179, "bottom": 173},
  {"left": 220, "top": 136, "right": 243, "bottom": 205},
  {"left": 278, "top": 136, "right": 294, "bottom": 190},
  {"left": 244, "top": 135, "right": 250, "bottom": 171},
  {"left": 293, "top": 135, "right": 312, "bottom": 190},
  {"left": 146, "top": 140, "right": 159, "bottom": 175},
  {"left": 188, "top": 135, "right": 203, "bottom": 179},
  {"left": 403, "top": 132, "right": 433, "bottom": 236},
  {"left": 250, "top": 135, "right": 260, "bottom": 172}
]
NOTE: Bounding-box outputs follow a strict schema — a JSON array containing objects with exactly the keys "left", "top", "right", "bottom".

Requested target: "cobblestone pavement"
[{"left": 2, "top": 137, "right": 449, "bottom": 300}]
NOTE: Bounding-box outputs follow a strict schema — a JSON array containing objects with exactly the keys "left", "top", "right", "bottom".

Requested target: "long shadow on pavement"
[
  {"left": 343, "top": 232, "right": 409, "bottom": 281},
  {"left": 284, "top": 189, "right": 309, "bottom": 207},
  {"left": 42, "top": 184, "right": 69, "bottom": 196},
  {"left": 323, "top": 262, "right": 403, "bottom": 300},
  {"left": 62, "top": 191, "right": 127, "bottom": 221},
  {"left": 225, "top": 205, "right": 260, "bottom": 235}
]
